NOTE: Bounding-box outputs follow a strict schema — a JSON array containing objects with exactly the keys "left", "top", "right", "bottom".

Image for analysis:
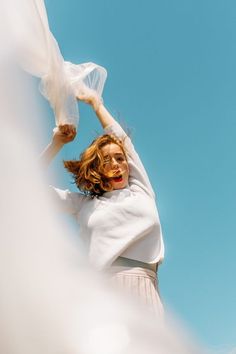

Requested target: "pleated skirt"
[{"left": 107, "top": 266, "right": 164, "bottom": 317}]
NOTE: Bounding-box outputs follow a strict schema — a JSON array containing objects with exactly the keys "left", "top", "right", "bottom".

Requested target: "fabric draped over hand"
[{"left": 6, "top": 0, "right": 107, "bottom": 126}]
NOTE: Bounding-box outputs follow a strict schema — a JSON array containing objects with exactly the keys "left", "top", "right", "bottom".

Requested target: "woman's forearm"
[
  {"left": 76, "top": 92, "right": 117, "bottom": 129},
  {"left": 39, "top": 140, "right": 64, "bottom": 167},
  {"left": 93, "top": 103, "right": 116, "bottom": 129},
  {"left": 39, "top": 124, "right": 76, "bottom": 166}
]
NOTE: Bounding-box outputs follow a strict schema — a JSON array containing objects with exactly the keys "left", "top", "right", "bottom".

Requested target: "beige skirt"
[{"left": 107, "top": 265, "right": 164, "bottom": 317}]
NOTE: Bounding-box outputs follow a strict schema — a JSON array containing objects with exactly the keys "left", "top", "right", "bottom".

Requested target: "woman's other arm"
[
  {"left": 77, "top": 93, "right": 115, "bottom": 129},
  {"left": 40, "top": 124, "right": 76, "bottom": 166}
]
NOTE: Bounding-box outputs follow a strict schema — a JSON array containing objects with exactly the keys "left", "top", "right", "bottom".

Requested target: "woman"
[{"left": 42, "top": 92, "right": 165, "bottom": 315}]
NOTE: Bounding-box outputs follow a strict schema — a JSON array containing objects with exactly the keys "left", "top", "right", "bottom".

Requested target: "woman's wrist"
[
  {"left": 39, "top": 140, "right": 64, "bottom": 166},
  {"left": 51, "top": 132, "right": 65, "bottom": 149},
  {"left": 51, "top": 138, "right": 64, "bottom": 150},
  {"left": 91, "top": 97, "right": 103, "bottom": 113}
]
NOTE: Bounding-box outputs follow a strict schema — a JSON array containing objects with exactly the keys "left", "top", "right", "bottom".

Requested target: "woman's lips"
[{"left": 112, "top": 175, "right": 123, "bottom": 183}]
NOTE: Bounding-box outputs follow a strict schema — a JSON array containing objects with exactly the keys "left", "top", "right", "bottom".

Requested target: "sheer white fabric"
[{"left": 6, "top": 0, "right": 107, "bottom": 126}]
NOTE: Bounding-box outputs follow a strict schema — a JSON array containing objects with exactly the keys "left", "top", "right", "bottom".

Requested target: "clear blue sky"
[{"left": 40, "top": 0, "right": 236, "bottom": 351}]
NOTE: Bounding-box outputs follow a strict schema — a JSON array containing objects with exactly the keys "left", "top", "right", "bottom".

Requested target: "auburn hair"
[{"left": 63, "top": 134, "right": 128, "bottom": 197}]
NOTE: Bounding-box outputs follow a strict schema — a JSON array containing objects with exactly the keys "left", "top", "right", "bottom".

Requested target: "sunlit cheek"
[
  {"left": 104, "top": 165, "right": 109, "bottom": 173},
  {"left": 103, "top": 163, "right": 111, "bottom": 174}
]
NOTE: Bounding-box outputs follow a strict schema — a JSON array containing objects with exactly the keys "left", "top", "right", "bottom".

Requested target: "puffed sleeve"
[
  {"left": 49, "top": 186, "right": 86, "bottom": 215},
  {"left": 104, "top": 121, "right": 155, "bottom": 199}
]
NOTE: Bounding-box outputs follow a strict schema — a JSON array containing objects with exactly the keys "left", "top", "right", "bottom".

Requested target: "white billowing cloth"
[{"left": 5, "top": 0, "right": 107, "bottom": 126}]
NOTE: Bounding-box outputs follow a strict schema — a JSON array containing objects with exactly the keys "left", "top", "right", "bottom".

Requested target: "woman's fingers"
[
  {"left": 54, "top": 124, "right": 76, "bottom": 144},
  {"left": 76, "top": 94, "right": 92, "bottom": 104},
  {"left": 59, "top": 124, "right": 76, "bottom": 136}
]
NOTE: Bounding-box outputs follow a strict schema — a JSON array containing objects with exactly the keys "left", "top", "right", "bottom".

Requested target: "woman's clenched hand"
[{"left": 52, "top": 124, "right": 76, "bottom": 145}]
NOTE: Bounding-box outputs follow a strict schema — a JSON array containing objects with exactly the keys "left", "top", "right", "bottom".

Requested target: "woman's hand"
[
  {"left": 77, "top": 89, "right": 115, "bottom": 129},
  {"left": 52, "top": 124, "right": 76, "bottom": 145},
  {"left": 76, "top": 89, "right": 102, "bottom": 112},
  {"left": 77, "top": 87, "right": 116, "bottom": 129},
  {"left": 39, "top": 124, "right": 76, "bottom": 166}
]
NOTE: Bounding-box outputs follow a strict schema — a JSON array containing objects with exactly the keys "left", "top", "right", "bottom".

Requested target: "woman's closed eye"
[
  {"left": 103, "top": 154, "right": 125, "bottom": 165},
  {"left": 116, "top": 156, "right": 125, "bottom": 162}
]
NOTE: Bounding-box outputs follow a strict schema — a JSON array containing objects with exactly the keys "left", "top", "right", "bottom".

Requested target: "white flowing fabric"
[{"left": 6, "top": 0, "right": 107, "bottom": 126}]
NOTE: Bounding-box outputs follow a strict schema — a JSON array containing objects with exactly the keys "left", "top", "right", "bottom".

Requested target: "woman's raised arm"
[
  {"left": 77, "top": 92, "right": 116, "bottom": 129},
  {"left": 40, "top": 124, "right": 76, "bottom": 166},
  {"left": 77, "top": 92, "right": 155, "bottom": 198}
]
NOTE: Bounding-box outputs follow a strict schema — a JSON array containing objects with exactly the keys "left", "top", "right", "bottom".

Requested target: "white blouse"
[{"left": 52, "top": 121, "right": 164, "bottom": 270}]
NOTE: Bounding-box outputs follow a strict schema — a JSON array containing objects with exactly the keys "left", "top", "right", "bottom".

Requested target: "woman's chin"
[{"left": 111, "top": 180, "right": 128, "bottom": 190}]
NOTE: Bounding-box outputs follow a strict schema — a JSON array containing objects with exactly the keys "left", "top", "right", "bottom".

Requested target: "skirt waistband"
[{"left": 111, "top": 256, "right": 158, "bottom": 272}]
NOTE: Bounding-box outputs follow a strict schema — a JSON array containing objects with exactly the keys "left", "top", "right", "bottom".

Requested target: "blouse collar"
[{"left": 102, "top": 186, "right": 131, "bottom": 200}]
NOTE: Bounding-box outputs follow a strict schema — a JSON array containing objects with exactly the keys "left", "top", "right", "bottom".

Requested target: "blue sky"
[{"left": 40, "top": 0, "right": 236, "bottom": 351}]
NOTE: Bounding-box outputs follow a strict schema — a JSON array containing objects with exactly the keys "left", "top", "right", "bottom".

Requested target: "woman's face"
[{"left": 101, "top": 143, "right": 129, "bottom": 190}]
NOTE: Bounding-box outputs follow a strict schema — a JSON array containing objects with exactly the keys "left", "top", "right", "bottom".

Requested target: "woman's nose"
[{"left": 111, "top": 157, "right": 118, "bottom": 168}]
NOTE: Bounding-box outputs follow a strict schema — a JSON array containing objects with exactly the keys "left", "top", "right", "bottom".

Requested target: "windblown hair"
[{"left": 64, "top": 134, "right": 127, "bottom": 197}]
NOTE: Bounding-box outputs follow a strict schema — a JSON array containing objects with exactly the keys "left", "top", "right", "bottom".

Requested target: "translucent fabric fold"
[{"left": 6, "top": 0, "right": 107, "bottom": 126}]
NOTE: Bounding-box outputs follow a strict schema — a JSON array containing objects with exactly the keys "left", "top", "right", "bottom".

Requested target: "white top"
[{"left": 52, "top": 121, "right": 164, "bottom": 270}]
